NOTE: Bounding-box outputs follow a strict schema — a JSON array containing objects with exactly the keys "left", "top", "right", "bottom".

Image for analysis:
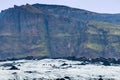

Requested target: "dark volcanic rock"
[
  {"left": 9, "top": 65, "right": 19, "bottom": 70},
  {"left": 0, "top": 4, "right": 120, "bottom": 59}
]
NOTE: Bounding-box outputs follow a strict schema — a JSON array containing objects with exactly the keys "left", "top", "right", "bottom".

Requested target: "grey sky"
[{"left": 0, "top": 0, "right": 120, "bottom": 13}]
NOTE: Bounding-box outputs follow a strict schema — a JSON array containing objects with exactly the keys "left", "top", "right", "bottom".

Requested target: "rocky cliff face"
[{"left": 0, "top": 4, "right": 120, "bottom": 60}]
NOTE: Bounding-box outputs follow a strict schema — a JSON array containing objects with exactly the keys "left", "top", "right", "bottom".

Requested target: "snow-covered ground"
[{"left": 0, "top": 59, "right": 120, "bottom": 80}]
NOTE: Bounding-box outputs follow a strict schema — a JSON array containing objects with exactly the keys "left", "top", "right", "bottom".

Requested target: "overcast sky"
[{"left": 0, "top": 0, "right": 120, "bottom": 13}]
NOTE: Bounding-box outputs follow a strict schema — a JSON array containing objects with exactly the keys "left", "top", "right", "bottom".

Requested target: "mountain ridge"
[{"left": 0, "top": 4, "right": 120, "bottom": 60}]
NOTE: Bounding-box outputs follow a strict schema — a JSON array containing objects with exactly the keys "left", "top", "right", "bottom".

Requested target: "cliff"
[{"left": 0, "top": 4, "right": 120, "bottom": 59}]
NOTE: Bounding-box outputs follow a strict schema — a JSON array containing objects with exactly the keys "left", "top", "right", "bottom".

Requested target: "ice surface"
[{"left": 0, "top": 59, "right": 120, "bottom": 80}]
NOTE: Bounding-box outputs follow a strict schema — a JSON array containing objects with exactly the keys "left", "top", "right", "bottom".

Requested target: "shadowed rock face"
[{"left": 0, "top": 4, "right": 120, "bottom": 60}]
